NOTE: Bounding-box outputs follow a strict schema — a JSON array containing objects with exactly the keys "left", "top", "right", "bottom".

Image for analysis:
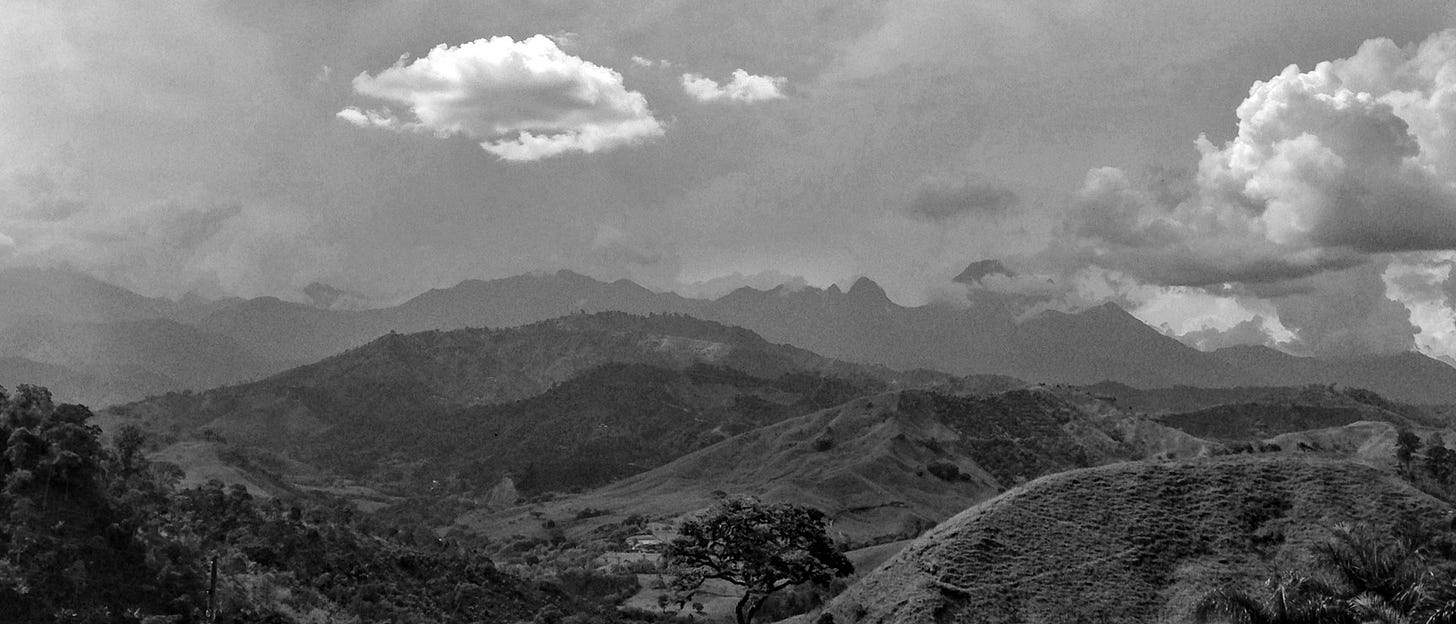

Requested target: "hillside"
[
  {"left": 0, "top": 317, "right": 283, "bottom": 402},
  {"left": 1154, "top": 385, "right": 1430, "bottom": 441},
  {"left": 823, "top": 455, "right": 1450, "bottom": 624},
  {"left": 1214, "top": 345, "right": 1456, "bottom": 405},
  {"left": 106, "top": 312, "right": 900, "bottom": 495},
  {"left": 0, "top": 356, "right": 175, "bottom": 406},
  {"left": 456, "top": 387, "right": 1214, "bottom": 546},
  {"left": 324, "top": 361, "right": 882, "bottom": 493},
  {"left": 0, "top": 266, "right": 174, "bottom": 325}
]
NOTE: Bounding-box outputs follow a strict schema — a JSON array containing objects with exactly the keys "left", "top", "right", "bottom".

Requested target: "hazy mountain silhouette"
[
  {"left": 0, "top": 268, "right": 291, "bottom": 405},
  {"left": 0, "top": 266, "right": 173, "bottom": 325},
  {"left": 0, "top": 317, "right": 279, "bottom": 393},
  {"left": 1213, "top": 345, "right": 1456, "bottom": 404},
  {"left": 9, "top": 268, "right": 1456, "bottom": 405}
]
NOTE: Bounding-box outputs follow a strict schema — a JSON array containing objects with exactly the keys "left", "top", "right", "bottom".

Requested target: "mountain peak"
[
  {"left": 552, "top": 269, "right": 597, "bottom": 283},
  {"left": 954, "top": 259, "right": 1014, "bottom": 284},
  {"left": 847, "top": 276, "right": 888, "bottom": 300}
]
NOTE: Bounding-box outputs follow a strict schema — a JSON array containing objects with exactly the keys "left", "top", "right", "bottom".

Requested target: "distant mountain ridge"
[
  {"left": 186, "top": 271, "right": 1280, "bottom": 394},
  {"left": 6, "top": 267, "right": 1456, "bottom": 405}
]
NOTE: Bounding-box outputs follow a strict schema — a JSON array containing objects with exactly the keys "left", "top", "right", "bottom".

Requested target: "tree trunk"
[{"left": 735, "top": 591, "right": 753, "bottom": 624}]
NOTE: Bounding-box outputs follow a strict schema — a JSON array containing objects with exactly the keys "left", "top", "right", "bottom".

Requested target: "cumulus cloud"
[
  {"left": 630, "top": 56, "right": 671, "bottom": 68},
  {"left": 339, "top": 35, "right": 664, "bottom": 161},
  {"left": 1062, "top": 29, "right": 1456, "bottom": 287},
  {"left": 905, "top": 173, "right": 1019, "bottom": 223},
  {"left": 680, "top": 69, "right": 786, "bottom": 102}
]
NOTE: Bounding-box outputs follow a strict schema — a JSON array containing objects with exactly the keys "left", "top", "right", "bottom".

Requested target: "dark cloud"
[
  {"left": 904, "top": 175, "right": 1019, "bottom": 224},
  {"left": 1269, "top": 263, "right": 1418, "bottom": 356}
]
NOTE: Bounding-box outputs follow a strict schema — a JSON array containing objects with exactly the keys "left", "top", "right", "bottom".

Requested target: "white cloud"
[
  {"left": 1063, "top": 28, "right": 1456, "bottom": 287},
  {"left": 340, "top": 35, "right": 664, "bottom": 161},
  {"left": 680, "top": 69, "right": 786, "bottom": 103}
]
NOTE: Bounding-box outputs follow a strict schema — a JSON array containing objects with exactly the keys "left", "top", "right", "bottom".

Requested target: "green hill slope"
[
  {"left": 458, "top": 387, "right": 1214, "bottom": 546},
  {"left": 824, "top": 455, "right": 1450, "bottom": 624}
]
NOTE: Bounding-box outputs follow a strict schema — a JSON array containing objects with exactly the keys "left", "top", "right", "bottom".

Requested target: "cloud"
[
  {"left": 904, "top": 173, "right": 1019, "bottom": 223},
  {"left": 340, "top": 35, "right": 664, "bottom": 161},
  {"left": 1174, "top": 316, "right": 1280, "bottom": 351},
  {"left": 680, "top": 69, "right": 786, "bottom": 102},
  {"left": 1060, "top": 28, "right": 1456, "bottom": 287},
  {"left": 1269, "top": 262, "right": 1420, "bottom": 355}
]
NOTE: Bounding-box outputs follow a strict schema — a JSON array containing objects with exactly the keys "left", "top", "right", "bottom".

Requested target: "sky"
[{"left": 3, "top": 1, "right": 1456, "bottom": 359}]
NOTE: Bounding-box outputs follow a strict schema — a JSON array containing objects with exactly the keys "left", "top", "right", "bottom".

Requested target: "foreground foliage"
[
  {"left": 0, "top": 384, "right": 683, "bottom": 624},
  {"left": 1193, "top": 521, "right": 1456, "bottom": 624}
]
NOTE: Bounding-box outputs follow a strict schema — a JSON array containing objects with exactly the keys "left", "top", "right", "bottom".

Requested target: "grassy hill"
[
  {"left": 823, "top": 455, "right": 1450, "bottom": 624},
  {"left": 456, "top": 387, "right": 1214, "bottom": 547}
]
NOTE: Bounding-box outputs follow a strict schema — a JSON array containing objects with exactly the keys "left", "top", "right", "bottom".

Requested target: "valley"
[{"left": 7, "top": 268, "right": 1456, "bottom": 623}]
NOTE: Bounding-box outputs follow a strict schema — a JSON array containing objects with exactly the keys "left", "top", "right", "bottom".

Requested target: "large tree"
[{"left": 665, "top": 497, "right": 853, "bottom": 624}]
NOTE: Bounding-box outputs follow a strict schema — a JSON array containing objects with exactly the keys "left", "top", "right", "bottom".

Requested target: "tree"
[
  {"left": 1396, "top": 429, "right": 1421, "bottom": 475},
  {"left": 665, "top": 497, "right": 853, "bottom": 624},
  {"left": 1428, "top": 434, "right": 1453, "bottom": 483},
  {"left": 1312, "top": 523, "right": 1424, "bottom": 615},
  {"left": 1192, "top": 573, "right": 1356, "bottom": 624}
]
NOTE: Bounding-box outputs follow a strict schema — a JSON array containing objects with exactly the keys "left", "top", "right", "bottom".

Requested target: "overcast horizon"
[{"left": 5, "top": 1, "right": 1456, "bottom": 360}]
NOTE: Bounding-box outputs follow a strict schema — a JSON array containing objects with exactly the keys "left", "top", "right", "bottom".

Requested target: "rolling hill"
[
  {"left": 823, "top": 455, "right": 1451, "bottom": 624},
  {"left": 456, "top": 386, "right": 1215, "bottom": 547}
]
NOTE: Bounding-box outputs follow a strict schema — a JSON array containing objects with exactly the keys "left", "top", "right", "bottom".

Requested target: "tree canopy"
[{"left": 665, "top": 497, "right": 853, "bottom": 624}]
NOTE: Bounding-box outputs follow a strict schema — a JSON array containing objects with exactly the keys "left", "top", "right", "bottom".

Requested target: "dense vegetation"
[{"left": 0, "top": 384, "right": 694, "bottom": 623}]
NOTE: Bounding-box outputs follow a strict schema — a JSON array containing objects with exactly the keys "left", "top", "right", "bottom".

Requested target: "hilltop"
[{"left": 823, "top": 455, "right": 1451, "bottom": 624}]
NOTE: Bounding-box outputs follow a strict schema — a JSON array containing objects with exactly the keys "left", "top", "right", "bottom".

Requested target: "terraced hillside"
[{"left": 824, "top": 455, "right": 1450, "bottom": 624}]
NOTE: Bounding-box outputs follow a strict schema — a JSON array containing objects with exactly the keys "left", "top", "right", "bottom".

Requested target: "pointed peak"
[
  {"left": 847, "top": 276, "right": 888, "bottom": 300},
  {"left": 824, "top": 283, "right": 842, "bottom": 295}
]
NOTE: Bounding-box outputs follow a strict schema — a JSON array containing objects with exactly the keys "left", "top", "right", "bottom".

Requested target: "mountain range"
[{"left": 7, "top": 266, "right": 1456, "bottom": 406}]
